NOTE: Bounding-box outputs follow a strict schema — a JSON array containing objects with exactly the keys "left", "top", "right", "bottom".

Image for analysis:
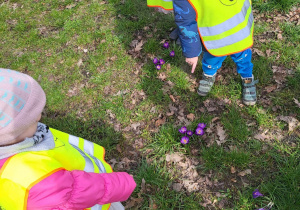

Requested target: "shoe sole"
[
  {"left": 243, "top": 100, "right": 257, "bottom": 106},
  {"left": 197, "top": 90, "right": 208, "bottom": 96}
]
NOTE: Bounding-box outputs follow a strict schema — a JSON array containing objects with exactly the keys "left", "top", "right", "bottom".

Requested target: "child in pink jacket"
[{"left": 0, "top": 69, "right": 136, "bottom": 210}]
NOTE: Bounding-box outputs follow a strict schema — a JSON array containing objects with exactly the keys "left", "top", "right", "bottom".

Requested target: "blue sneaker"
[
  {"left": 197, "top": 73, "right": 216, "bottom": 96},
  {"left": 242, "top": 76, "right": 258, "bottom": 105}
]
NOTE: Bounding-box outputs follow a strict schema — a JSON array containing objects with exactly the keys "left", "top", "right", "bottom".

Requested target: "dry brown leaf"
[
  {"left": 166, "top": 153, "right": 183, "bottom": 162},
  {"left": 116, "top": 144, "right": 122, "bottom": 153},
  {"left": 216, "top": 124, "right": 227, "bottom": 143},
  {"left": 66, "top": 3, "right": 77, "bottom": 9},
  {"left": 266, "top": 49, "right": 272, "bottom": 57},
  {"left": 211, "top": 117, "right": 220, "bottom": 123},
  {"left": 172, "top": 183, "right": 183, "bottom": 192},
  {"left": 158, "top": 72, "right": 167, "bottom": 81},
  {"left": 169, "top": 94, "right": 176, "bottom": 102},
  {"left": 77, "top": 59, "right": 83, "bottom": 67},
  {"left": 149, "top": 203, "right": 158, "bottom": 209},
  {"left": 265, "top": 85, "right": 277, "bottom": 93},
  {"left": 166, "top": 80, "right": 174, "bottom": 87},
  {"left": 254, "top": 133, "right": 270, "bottom": 140},
  {"left": 231, "top": 166, "right": 236, "bottom": 174},
  {"left": 294, "top": 98, "right": 300, "bottom": 108},
  {"left": 253, "top": 48, "right": 265, "bottom": 57},
  {"left": 187, "top": 113, "right": 195, "bottom": 121},
  {"left": 125, "top": 197, "right": 143, "bottom": 209},
  {"left": 130, "top": 39, "right": 139, "bottom": 47},
  {"left": 207, "top": 107, "right": 217, "bottom": 112},
  {"left": 277, "top": 116, "right": 300, "bottom": 132},
  {"left": 166, "top": 111, "right": 174, "bottom": 116},
  {"left": 238, "top": 169, "right": 251, "bottom": 176},
  {"left": 277, "top": 33, "right": 283, "bottom": 40},
  {"left": 141, "top": 178, "right": 146, "bottom": 193},
  {"left": 134, "top": 40, "right": 144, "bottom": 51},
  {"left": 155, "top": 118, "right": 166, "bottom": 127},
  {"left": 109, "top": 159, "right": 117, "bottom": 168},
  {"left": 131, "top": 122, "right": 141, "bottom": 130}
]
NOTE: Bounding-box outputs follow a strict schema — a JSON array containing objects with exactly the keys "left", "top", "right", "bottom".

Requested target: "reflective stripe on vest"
[
  {"left": 147, "top": 0, "right": 173, "bottom": 10},
  {"left": 69, "top": 135, "right": 107, "bottom": 173},
  {"left": 0, "top": 128, "right": 112, "bottom": 210}
]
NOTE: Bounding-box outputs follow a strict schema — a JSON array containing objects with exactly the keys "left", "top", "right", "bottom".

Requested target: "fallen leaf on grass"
[
  {"left": 155, "top": 118, "right": 165, "bottom": 127},
  {"left": 109, "top": 159, "right": 117, "bottom": 168},
  {"left": 66, "top": 3, "right": 77, "bottom": 9},
  {"left": 216, "top": 124, "right": 227, "bottom": 145},
  {"left": 264, "top": 85, "right": 277, "bottom": 93},
  {"left": 172, "top": 183, "right": 183, "bottom": 192},
  {"left": 253, "top": 48, "right": 265, "bottom": 57},
  {"left": 238, "top": 169, "right": 251, "bottom": 176},
  {"left": 134, "top": 40, "right": 144, "bottom": 52},
  {"left": 116, "top": 144, "right": 122, "bottom": 153},
  {"left": 77, "top": 59, "right": 83, "bottom": 67},
  {"left": 254, "top": 133, "right": 271, "bottom": 141},
  {"left": 231, "top": 166, "right": 236, "bottom": 174},
  {"left": 166, "top": 153, "right": 183, "bottom": 163},
  {"left": 141, "top": 178, "right": 146, "bottom": 193},
  {"left": 182, "top": 179, "right": 200, "bottom": 192},
  {"left": 125, "top": 197, "right": 143, "bottom": 209},
  {"left": 187, "top": 113, "right": 195, "bottom": 121},
  {"left": 131, "top": 122, "right": 141, "bottom": 130},
  {"left": 277, "top": 115, "right": 300, "bottom": 132},
  {"left": 157, "top": 72, "right": 167, "bottom": 81},
  {"left": 294, "top": 98, "right": 300, "bottom": 108},
  {"left": 113, "top": 89, "right": 129, "bottom": 96},
  {"left": 169, "top": 94, "right": 176, "bottom": 102}
]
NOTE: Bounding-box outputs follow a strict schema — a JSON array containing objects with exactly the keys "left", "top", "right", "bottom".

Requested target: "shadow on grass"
[{"left": 42, "top": 108, "right": 129, "bottom": 162}]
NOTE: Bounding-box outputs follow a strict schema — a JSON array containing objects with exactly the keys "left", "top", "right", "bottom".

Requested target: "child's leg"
[
  {"left": 230, "top": 48, "right": 253, "bottom": 78},
  {"left": 230, "top": 49, "right": 258, "bottom": 105},
  {"left": 198, "top": 52, "right": 227, "bottom": 96},
  {"left": 202, "top": 51, "right": 227, "bottom": 76}
]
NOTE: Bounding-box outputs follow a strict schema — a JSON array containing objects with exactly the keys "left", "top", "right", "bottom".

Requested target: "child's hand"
[{"left": 186, "top": 57, "right": 198, "bottom": 73}]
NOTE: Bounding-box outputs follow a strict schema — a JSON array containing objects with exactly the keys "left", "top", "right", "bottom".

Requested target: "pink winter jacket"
[{"left": 0, "top": 157, "right": 136, "bottom": 209}]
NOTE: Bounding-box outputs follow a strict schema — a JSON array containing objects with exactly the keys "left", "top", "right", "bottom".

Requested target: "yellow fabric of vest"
[
  {"left": 0, "top": 128, "right": 112, "bottom": 210},
  {"left": 148, "top": 0, "right": 254, "bottom": 56},
  {"left": 147, "top": 0, "right": 173, "bottom": 10}
]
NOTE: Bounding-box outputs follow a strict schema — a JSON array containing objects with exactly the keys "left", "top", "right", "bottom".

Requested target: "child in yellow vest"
[
  {"left": 0, "top": 69, "right": 136, "bottom": 210},
  {"left": 148, "top": 0, "right": 258, "bottom": 105}
]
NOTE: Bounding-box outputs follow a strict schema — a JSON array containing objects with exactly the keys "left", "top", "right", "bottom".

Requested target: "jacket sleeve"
[
  {"left": 27, "top": 169, "right": 136, "bottom": 210},
  {"left": 173, "top": 0, "right": 202, "bottom": 58}
]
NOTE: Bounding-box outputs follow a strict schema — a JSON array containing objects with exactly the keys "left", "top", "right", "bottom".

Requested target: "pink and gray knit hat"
[{"left": 0, "top": 68, "right": 46, "bottom": 145}]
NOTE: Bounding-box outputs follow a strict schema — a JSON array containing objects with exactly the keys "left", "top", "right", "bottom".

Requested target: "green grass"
[
  {"left": 253, "top": 0, "right": 300, "bottom": 12},
  {"left": 132, "top": 160, "right": 203, "bottom": 209},
  {"left": 222, "top": 106, "right": 251, "bottom": 141},
  {"left": 201, "top": 145, "right": 251, "bottom": 170},
  {"left": 0, "top": 0, "right": 299, "bottom": 209}
]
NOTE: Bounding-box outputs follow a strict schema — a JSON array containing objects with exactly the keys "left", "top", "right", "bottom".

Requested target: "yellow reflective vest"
[
  {"left": 147, "top": 0, "right": 254, "bottom": 56},
  {"left": 147, "top": 0, "right": 173, "bottom": 10},
  {"left": 0, "top": 128, "right": 112, "bottom": 210}
]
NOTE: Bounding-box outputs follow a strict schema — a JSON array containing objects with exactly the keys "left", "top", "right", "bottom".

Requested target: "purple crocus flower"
[
  {"left": 163, "top": 42, "right": 169, "bottom": 49},
  {"left": 195, "top": 127, "right": 204, "bottom": 136},
  {"left": 153, "top": 57, "right": 159, "bottom": 64},
  {"left": 170, "top": 51, "right": 175, "bottom": 57},
  {"left": 252, "top": 189, "right": 263, "bottom": 198},
  {"left": 197, "top": 123, "right": 206, "bottom": 129},
  {"left": 186, "top": 130, "right": 193, "bottom": 136},
  {"left": 179, "top": 126, "right": 187, "bottom": 134},
  {"left": 180, "top": 136, "right": 189, "bottom": 144},
  {"left": 159, "top": 59, "right": 165, "bottom": 65},
  {"left": 156, "top": 65, "right": 161, "bottom": 70}
]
